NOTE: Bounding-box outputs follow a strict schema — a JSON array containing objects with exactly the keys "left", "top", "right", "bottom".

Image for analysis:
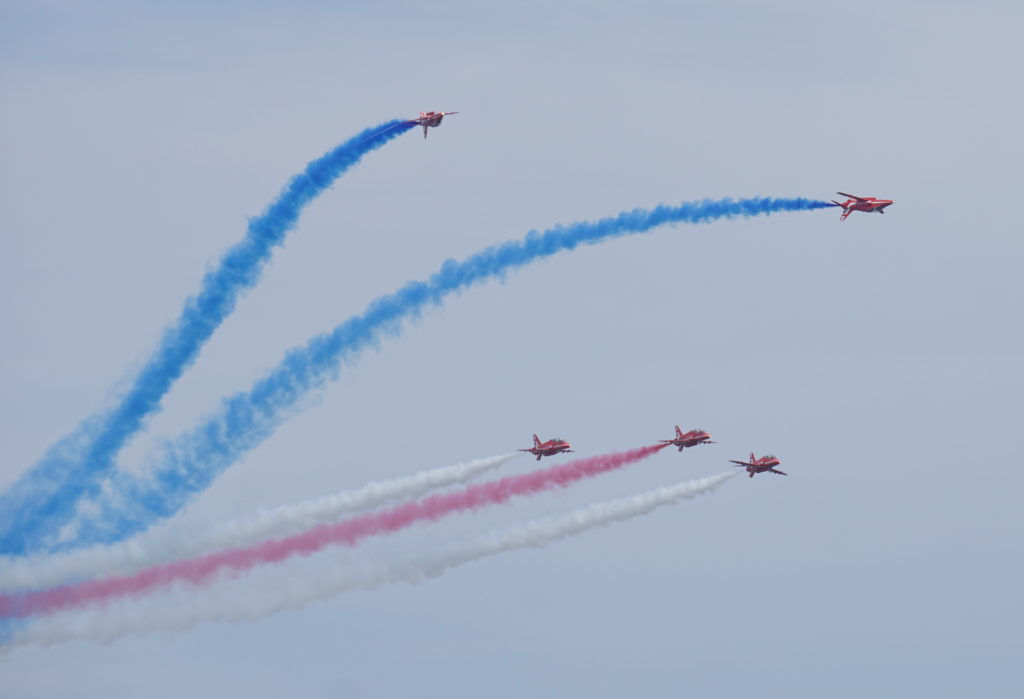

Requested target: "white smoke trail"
[
  {"left": 0, "top": 454, "right": 517, "bottom": 592},
  {"left": 5, "top": 473, "right": 733, "bottom": 649}
]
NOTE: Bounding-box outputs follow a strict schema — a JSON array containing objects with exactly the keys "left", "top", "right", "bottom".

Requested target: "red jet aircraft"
[
  {"left": 831, "top": 192, "right": 894, "bottom": 221},
  {"left": 659, "top": 426, "right": 714, "bottom": 452},
  {"left": 519, "top": 434, "right": 573, "bottom": 461},
  {"left": 729, "top": 452, "right": 786, "bottom": 478},
  {"left": 407, "top": 111, "right": 459, "bottom": 138}
]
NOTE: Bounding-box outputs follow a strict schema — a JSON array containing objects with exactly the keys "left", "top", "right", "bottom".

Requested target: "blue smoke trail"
[
  {"left": 0, "top": 119, "right": 416, "bottom": 556},
  {"left": 58, "top": 196, "right": 832, "bottom": 549}
]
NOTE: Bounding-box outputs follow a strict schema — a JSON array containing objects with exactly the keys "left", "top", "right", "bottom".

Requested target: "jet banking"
[
  {"left": 406, "top": 111, "right": 459, "bottom": 138},
  {"left": 729, "top": 452, "right": 786, "bottom": 478},
  {"left": 519, "top": 434, "right": 574, "bottom": 461},
  {"left": 831, "top": 192, "right": 893, "bottom": 221},
  {"left": 660, "top": 426, "right": 714, "bottom": 452}
]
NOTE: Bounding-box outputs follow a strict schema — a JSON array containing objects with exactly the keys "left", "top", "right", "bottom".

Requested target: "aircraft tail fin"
[
  {"left": 533, "top": 434, "right": 541, "bottom": 447},
  {"left": 675, "top": 425, "right": 683, "bottom": 438}
]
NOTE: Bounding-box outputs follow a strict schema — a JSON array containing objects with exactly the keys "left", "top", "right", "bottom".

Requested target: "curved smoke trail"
[
  {"left": 0, "top": 119, "right": 415, "bottom": 556},
  {"left": 0, "top": 454, "right": 517, "bottom": 592},
  {"left": 0, "top": 446, "right": 666, "bottom": 619},
  {"left": 5, "top": 473, "right": 732, "bottom": 648},
  {"left": 63, "top": 196, "right": 830, "bottom": 549}
]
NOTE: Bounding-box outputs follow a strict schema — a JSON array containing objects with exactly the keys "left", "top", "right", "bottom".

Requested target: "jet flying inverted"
[
  {"left": 729, "top": 452, "right": 786, "bottom": 478},
  {"left": 660, "top": 426, "right": 714, "bottom": 452},
  {"left": 831, "top": 192, "right": 894, "bottom": 221},
  {"left": 519, "top": 434, "right": 573, "bottom": 461},
  {"left": 407, "top": 111, "right": 459, "bottom": 138}
]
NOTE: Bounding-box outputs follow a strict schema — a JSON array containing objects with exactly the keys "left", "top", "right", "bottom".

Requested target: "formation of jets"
[
  {"left": 411, "top": 112, "right": 893, "bottom": 214},
  {"left": 409, "top": 113, "right": 893, "bottom": 225},
  {"left": 414, "top": 114, "right": 892, "bottom": 484},
  {"left": 520, "top": 429, "right": 786, "bottom": 478},
  {"left": 831, "top": 192, "right": 894, "bottom": 221}
]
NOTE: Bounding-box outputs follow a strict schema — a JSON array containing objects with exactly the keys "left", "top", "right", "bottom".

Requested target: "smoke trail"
[
  {"left": 4, "top": 473, "right": 732, "bottom": 648},
  {"left": 0, "top": 454, "right": 517, "bottom": 592},
  {"left": 64, "top": 196, "right": 831, "bottom": 549},
  {"left": 1, "top": 446, "right": 666, "bottom": 619},
  {"left": 0, "top": 119, "right": 416, "bottom": 556}
]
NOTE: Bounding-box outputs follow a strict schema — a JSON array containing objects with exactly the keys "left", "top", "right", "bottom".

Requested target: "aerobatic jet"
[
  {"left": 519, "top": 434, "right": 574, "bottom": 461},
  {"left": 407, "top": 111, "right": 459, "bottom": 138},
  {"left": 659, "top": 426, "right": 714, "bottom": 452},
  {"left": 831, "top": 192, "right": 894, "bottom": 221},
  {"left": 729, "top": 452, "right": 786, "bottom": 478}
]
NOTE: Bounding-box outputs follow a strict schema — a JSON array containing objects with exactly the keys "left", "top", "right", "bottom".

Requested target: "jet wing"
[{"left": 836, "top": 192, "right": 869, "bottom": 201}]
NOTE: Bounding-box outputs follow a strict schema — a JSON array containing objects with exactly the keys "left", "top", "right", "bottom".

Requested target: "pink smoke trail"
[{"left": 1, "top": 444, "right": 667, "bottom": 619}]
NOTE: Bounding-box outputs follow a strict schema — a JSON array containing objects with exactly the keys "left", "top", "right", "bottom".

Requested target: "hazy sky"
[{"left": 2, "top": 1, "right": 1022, "bottom": 697}]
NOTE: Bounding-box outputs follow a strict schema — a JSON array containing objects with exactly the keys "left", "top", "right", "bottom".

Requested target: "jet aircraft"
[
  {"left": 729, "top": 452, "right": 786, "bottom": 478},
  {"left": 660, "top": 426, "right": 714, "bottom": 452},
  {"left": 519, "top": 434, "right": 573, "bottom": 461},
  {"left": 407, "top": 111, "right": 459, "bottom": 138},
  {"left": 831, "top": 192, "right": 894, "bottom": 221}
]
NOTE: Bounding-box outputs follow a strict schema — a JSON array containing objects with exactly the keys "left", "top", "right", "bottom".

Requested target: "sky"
[{"left": 1, "top": 0, "right": 1022, "bottom": 696}]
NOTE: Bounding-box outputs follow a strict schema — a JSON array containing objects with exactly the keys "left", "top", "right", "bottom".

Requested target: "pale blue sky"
[{"left": 2, "top": 1, "right": 1022, "bottom": 697}]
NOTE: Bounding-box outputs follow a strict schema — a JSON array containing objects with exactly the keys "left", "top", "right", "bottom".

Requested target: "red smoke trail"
[{"left": 1, "top": 444, "right": 667, "bottom": 619}]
